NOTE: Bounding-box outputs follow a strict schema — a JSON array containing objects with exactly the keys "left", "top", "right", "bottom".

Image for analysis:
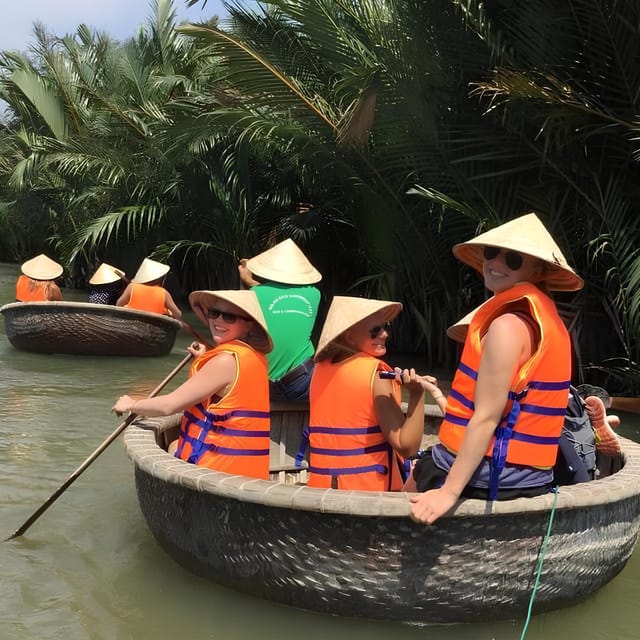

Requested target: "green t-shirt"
[{"left": 253, "top": 282, "right": 321, "bottom": 380}]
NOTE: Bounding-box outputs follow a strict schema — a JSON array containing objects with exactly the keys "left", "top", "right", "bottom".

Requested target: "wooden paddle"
[
  {"left": 4, "top": 352, "right": 193, "bottom": 541},
  {"left": 180, "top": 320, "right": 213, "bottom": 349}
]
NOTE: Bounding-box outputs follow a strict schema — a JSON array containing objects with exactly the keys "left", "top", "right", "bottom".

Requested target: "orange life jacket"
[
  {"left": 439, "top": 283, "right": 571, "bottom": 498},
  {"left": 125, "top": 283, "right": 167, "bottom": 315},
  {"left": 16, "top": 275, "right": 48, "bottom": 302},
  {"left": 305, "top": 354, "right": 406, "bottom": 491},
  {"left": 174, "top": 340, "right": 271, "bottom": 479}
]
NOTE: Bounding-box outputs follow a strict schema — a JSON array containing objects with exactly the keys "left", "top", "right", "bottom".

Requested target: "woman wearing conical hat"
[
  {"left": 238, "top": 238, "right": 322, "bottom": 401},
  {"left": 15, "top": 254, "right": 64, "bottom": 302},
  {"left": 441, "top": 301, "right": 622, "bottom": 474},
  {"left": 410, "top": 213, "right": 585, "bottom": 525},
  {"left": 302, "top": 295, "right": 435, "bottom": 492},
  {"left": 116, "top": 257, "right": 182, "bottom": 319},
  {"left": 87, "top": 263, "right": 127, "bottom": 305},
  {"left": 113, "top": 290, "right": 273, "bottom": 479}
]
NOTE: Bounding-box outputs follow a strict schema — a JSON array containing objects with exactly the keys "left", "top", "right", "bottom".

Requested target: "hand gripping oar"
[{"left": 4, "top": 352, "right": 193, "bottom": 541}]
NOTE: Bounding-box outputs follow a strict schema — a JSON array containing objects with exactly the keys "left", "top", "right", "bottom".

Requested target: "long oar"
[
  {"left": 180, "top": 320, "right": 213, "bottom": 349},
  {"left": 4, "top": 352, "right": 193, "bottom": 541}
]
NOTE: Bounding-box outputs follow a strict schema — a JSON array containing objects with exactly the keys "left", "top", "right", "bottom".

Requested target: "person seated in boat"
[
  {"left": 238, "top": 238, "right": 322, "bottom": 402},
  {"left": 15, "top": 254, "right": 64, "bottom": 302},
  {"left": 302, "top": 295, "right": 433, "bottom": 491},
  {"left": 87, "top": 263, "right": 127, "bottom": 305},
  {"left": 445, "top": 304, "right": 623, "bottom": 464},
  {"left": 112, "top": 289, "right": 272, "bottom": 479},
  {"left": 116, "top": 257, "right": 182, "bottom": 319},
  {"left": 409, "top": 213, "right": 585, "bottom": 525}
]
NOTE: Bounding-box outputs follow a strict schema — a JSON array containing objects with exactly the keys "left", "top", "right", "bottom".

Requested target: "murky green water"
[{"left": 1, "top": 261, "right": 639, "bottom": 639}]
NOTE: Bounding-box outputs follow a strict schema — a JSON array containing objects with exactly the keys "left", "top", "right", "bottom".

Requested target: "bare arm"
[
  {"left": 417, "top": 376, "right": 447, "bottom": 414},
  {"left": 164, "top": 291, "right": 182, "bottom": 319},
  {"left": 115, "top": 283, "right": 132, "bottom": 307},
  {"left": 410, "top": 313, "right": 534, "bottom": 524},
  {"left": 45, "top": 282, "right": 63, "bottom": 301},
  {"left": 374, "top": 368, "right": 426, "bottom": 458},
  {"left": 112, "top": 351, "right": 236, "bottom": 416}
]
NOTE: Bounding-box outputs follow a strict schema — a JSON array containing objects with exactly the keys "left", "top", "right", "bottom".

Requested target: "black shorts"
[{"left": 412, "top": 449, "right": 552, "bottom": 500}]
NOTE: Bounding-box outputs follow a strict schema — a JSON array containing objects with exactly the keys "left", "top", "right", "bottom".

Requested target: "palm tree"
[{"left": 179, "top": 0, "right": 639, "bottom": 385}]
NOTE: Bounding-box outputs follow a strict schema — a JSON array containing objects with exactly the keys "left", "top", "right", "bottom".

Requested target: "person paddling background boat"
[
  {"left": 15, "top": 254, "right": 63, "bottom": 302},
  {"left": 116, "top": 257, "right": 182, "bottom": 319},
  {"left": 238, "top": 238, "right": 321, "bottom": 401},
  {"left": 87, "top": 263, "right": 127, "bottom": 305},
  {"left": 410, "top": 212, "right": 584, "bottom": 525},
  {"left": 303, "top": 295, "right": 436, "bottom": 491},
  {"left": 113, "top": 289, "right": 273, "bottom": 479}
]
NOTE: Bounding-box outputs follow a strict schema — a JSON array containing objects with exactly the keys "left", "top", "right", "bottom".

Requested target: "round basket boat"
[
  {"left": 0, "top": 301, "right": 182, "bottom": 357},
  {"left": 123, "top": 407, "right": 640, "bottom": 624}
]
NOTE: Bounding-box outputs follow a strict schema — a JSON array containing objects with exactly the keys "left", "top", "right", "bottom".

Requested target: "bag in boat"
[{"left": 553, "top": 385, "right": 596, "bottom": 484}]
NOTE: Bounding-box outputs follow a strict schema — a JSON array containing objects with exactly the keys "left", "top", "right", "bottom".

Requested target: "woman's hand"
[
  {"left": 187, "top": 341, "right": 206, "bottom": 358},
  {"left": 112, "top": 394, "right": 135, "bottom": 416},
  {"left": 409, "top": 487, "right": 459, "bottom": 524},
  {"left": 395, "top": 368, "right": 430, "bottom": 397}
]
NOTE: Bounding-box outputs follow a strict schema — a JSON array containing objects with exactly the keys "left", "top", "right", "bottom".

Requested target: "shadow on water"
[{"left": 1, "top": 262, "right": 640, "bottom": 639}]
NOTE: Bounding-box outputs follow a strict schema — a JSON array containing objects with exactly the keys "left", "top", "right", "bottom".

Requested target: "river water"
[{"left": 1, "top": 261, "right": 639, "bottom": 640}]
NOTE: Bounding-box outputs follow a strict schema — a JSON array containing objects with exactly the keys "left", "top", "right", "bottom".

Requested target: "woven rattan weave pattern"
[
  {"left": 1, "top": 301, "right": 181, "bottom": 356},
  {"left": 123, "top": 408, "right": 640, "bottom": 624}
]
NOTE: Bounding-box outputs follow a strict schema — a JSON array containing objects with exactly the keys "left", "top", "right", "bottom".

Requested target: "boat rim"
[
  {"left": 0, "top": 300, "right": 183, "bottom": 328},
  {"left": 124, "top": 419, "right": 640, "bottom": 519}
]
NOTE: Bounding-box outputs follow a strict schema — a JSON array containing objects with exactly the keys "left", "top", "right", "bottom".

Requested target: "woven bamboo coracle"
[
  {"left": 123, "top": 406, "right": 640, "bottom": 624},
  {"left": 1, "top": 301, "right": 182, "bottom": 357}
]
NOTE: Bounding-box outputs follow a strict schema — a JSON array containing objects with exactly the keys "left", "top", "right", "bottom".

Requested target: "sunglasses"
[
  {"left": 482, "top": 246, "right": 524, "bottom": 271},
  {"left": 369, "top": 322, "right": 392, "bottom": 339},
  {"left": 206, "top": 308, "right": 251, "bottom": 324}
]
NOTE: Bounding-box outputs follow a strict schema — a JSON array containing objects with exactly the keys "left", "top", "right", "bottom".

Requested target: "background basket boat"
[
  {"left": 123, "top": 405, "right": 640, "bottom": 624},
  {"left": 0, "top": 301, "right": 182, "bottom": 357}
]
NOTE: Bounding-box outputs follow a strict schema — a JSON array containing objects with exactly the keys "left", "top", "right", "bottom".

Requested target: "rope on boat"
[{"left": 519, "top": 486, "right": 559, "bottom": 640}]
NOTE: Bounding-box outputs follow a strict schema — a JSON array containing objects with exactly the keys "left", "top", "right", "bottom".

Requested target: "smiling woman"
[
  {"left": 302, "top": 295, "right": 437, "bottom": 492},
  {"left": 410, "top": 212, "right": 585, "bottom": 525},
  {"left": 112, "top": 288, "right": 274, "bottom": 479}
]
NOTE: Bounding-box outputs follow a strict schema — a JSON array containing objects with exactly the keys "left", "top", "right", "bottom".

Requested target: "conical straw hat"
[
  {"left": 453, "top": 213, "right": 583, "bottom": 292},
  {"left": 245, "top": 238, "right": 322, "bottom": 285},
  {"left": 88, "top": 263, "right": 126, "bottom": 285},
  {"left": 189, "top": 289, "right": 273, "bottom": 353},
  {"left": 132, "top": 257, "right": 170, "bottom": 284},
  {"left": 314, "top": 295, "right": 402, "bottom": 361},
  {"left": 446, "top": 302, "right": 491, "bottom": 344},
  {"left": 21, "top": 254, "right": 63, "bottom": 280}
]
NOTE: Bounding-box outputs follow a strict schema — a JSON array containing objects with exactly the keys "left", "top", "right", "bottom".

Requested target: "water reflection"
[{"left": 1, "top": 261, "right": 639, "bottom": 639}]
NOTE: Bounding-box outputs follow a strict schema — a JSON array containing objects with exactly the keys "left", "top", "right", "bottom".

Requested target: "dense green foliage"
[{"left": 0, "top": 0, "right": 638, "bottom": 390}]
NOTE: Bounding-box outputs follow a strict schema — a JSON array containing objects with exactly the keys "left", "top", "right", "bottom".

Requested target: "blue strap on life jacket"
[
  {"left": 308, "top": 463, "right": 388, "bottom": 476},
  {"left": 295, "top": 424, "right": 383, "bottom": 468},
  {"left": 174, "top": 402, "right": 208, "bottom": 459},
  {"left": 301, "top": 424, "right": 390, "bottom": 479},
  {"left": 309, "top": 442, "right": 389, "bottom": 457},
  {"left": 489, "top": 388, "right": 527, "bottom": 500},
  {"left": 176, "top": 405, "right": 269, "bottom": 464},
  {"left": 178, "top": 431, "right": 270, "bottom": 460}
]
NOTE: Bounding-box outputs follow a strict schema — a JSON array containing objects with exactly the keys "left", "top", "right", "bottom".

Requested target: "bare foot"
[{"left": 585, "top": 396, "right": 621, "bottom": 456}]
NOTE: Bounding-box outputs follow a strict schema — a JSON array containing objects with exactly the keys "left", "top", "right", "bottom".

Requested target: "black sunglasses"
[
  {"left": 369, "top": 322, "right": 392, "bottom": 339},
  {"left": 483, "top": 246, "right": 524, "bottom": 271},
  {"left": 206, "top": 308, "right": 251, "bottom": 324}
]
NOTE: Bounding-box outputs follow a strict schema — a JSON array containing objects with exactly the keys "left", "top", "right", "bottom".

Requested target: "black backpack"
[{"left": 553, "top": 385, "right": 597, "bottom": 485}]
